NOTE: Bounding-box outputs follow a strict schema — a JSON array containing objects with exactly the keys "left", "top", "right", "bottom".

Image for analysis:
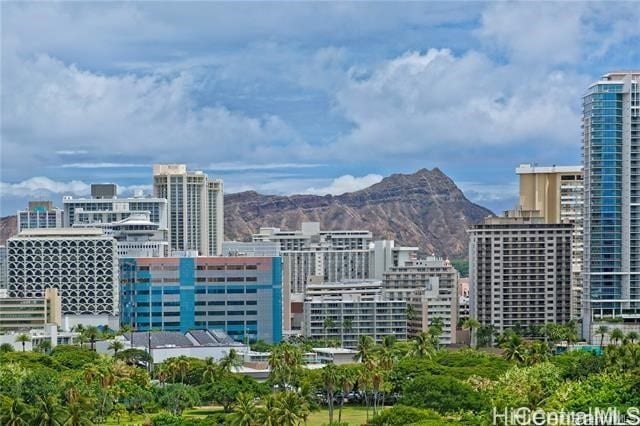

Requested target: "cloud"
[
  {"left": 55, "top": 150, "right": 89, "bottom": 155},
  {"left": 328, "top": 48, "right": 588, "bottom": 162},
  {"left": 1, "top": 53, "right": 307, "bottom": 180},
  {"left": 304, "top": 174, "right": 383, "bottom": 196},
  {"left": 207, "top": 162, "right": 324, "bottom": 171},
  {"left": 59, "top": 163, "right": 148, "bottom": 168},
  {"left": 0, "top": 177, "right": 151, "bottom": 198}
]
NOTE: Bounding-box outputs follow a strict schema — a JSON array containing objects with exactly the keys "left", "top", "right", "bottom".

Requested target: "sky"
[{"left": 1, "top": 2, "right": 639, "bottom": 217}]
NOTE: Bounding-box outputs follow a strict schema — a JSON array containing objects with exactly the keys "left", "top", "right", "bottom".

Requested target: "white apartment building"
[
  {"left": 6, "top": 228, "right": 119, "bottom": 327},
  {"left": 0, "top": 246, "right": 6, "bottom": 289},
  {"left": 253, "top": 222, "right": 373, "bottom": 294},
  {"left": 153, "top": 164, "right": 223, "bottom": 256},
  {"left": 383, "top": 257, "right": 459, "bottom": 345},
  {"left": 17, "top": 201, "right": 63, "bottom": 232},
  {"left": 303, "top": 279, "right": 407, "bottom": 348},
  {"left": 469, "top": 212, "right": 573, "bottom": 338}
]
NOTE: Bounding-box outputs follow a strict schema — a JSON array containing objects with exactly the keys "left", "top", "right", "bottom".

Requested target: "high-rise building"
[
  {"left": 63, "top": 185, "right": 168, "bottom": 231},
  {"left": 0, "top": 246, "right": 6, "bottom": 289},
  {"left": 17, "top": 201, "right": 63, "bottom": 232},
  {"left": 469, "top": 211, "right": 573, "bottom": 337},
  {"left": 253, "top": 222, "right": 372, "bottom": 294},
  {"left": 583, "top": 71, "right": 640, "bottom": 339},
  {"left": 6, "top": 228, "right": 119, "bottom": 328},
  {"left": 383, "top": 257, "right": 459, "bottom": 345},
  {"left": 153, "top": 164, "right": 223, "bottom": 256},
  {"left": 120, "top": 256, "right": 282, "bottom": 343},
  {"left": 0, "top": 288, "right": 61, "bottom": 331},
  {"left": 516, "top": 164, "right": 584, "bottom": 319}
]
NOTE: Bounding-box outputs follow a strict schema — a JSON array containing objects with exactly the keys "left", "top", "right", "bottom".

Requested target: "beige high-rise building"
[
  {"left": 153, "top": 164, "right": 223, "bottom": 256},
  {"left": 516, "top": 164, "right": 583, "bottom": 320}
]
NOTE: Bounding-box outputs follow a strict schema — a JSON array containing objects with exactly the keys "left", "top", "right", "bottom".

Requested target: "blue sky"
[{"left": 1, "top": 2, "right": 639, "bottom": 216}]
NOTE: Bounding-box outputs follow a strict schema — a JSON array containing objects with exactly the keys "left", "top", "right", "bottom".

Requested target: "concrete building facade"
[
  {"left": 303, "top": 280, "right": 407, "bottom": 348},
  {"left": 0, "top": 288, "right": 61, "bottom": 331},
  {"left": 583, "top": 71, "right": 640, "bottom": 339},
  {"left": 383, "top": 257, "right": 459, "bottom": 345},
  {"left": 17, "top": 201, "right": 63, "bottom": 232},
  {"left": 153, "top": 164, "right": 223, "bottom": 256},
  {"left": 469, "top": 213, "right": 573, "bottom": 336},
  {"left": 120, "top": 256, "right": 282, "bottom": 343},
  {"left": 516, "top": 164, "right": 584, "bottom": 320},
  {"left": 6, "top": 229, "right": 119, "bottom": 323}
]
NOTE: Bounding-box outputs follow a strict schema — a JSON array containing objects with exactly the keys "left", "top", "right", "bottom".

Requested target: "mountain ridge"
[{"left": 0, "top": 168, "right": 493, "bottom": 258}]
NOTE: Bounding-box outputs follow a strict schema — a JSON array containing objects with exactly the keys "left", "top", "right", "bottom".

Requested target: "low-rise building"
[
  {"left": 0, "top": 288, "right": 61, "bottom": 331},
  {"left": 303, "top": 279, "right": 407, "bottom": 348}
]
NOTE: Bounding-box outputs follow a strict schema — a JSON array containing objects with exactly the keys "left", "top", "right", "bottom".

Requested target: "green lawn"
[{"left": 105, "top": 405, "right": 373, "bottom": 425}]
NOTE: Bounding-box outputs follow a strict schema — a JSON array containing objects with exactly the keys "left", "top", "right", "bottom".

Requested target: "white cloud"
[
  {"left": 55, "top": 150, "right": 89, "bottom": 155},
  {"left": 59, "top": 163, "right": 148, "bottom": 168},
  {"left": 304, "top": 174, "right": 383, "bottom": 196},
  {"left": 207, "top": 162, "right": 324, "bottom": 171},
  {"left": 1, "top": 53, "right": 306, "bottom": 179},
  {"left": 0, "top": 177, "right": 151, "bottom": 198},
  {"left": 329, "top": 48, "right": 587, "bottom": 160}
]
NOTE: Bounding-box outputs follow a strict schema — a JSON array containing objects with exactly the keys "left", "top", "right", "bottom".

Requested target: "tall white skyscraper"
[
  {"left": 583, "top": 71, "right": 640, "bottom": 339},
  {"left": 153, "top": 164, "right": 224, "bottom": 256}
]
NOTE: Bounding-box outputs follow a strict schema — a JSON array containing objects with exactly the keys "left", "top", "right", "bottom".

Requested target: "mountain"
[
  {"left": 224, "top": 168, "right": 492, "bottom": 258},
  {"left": 0, "top": 168, "right": 493, "bottom": 258}
]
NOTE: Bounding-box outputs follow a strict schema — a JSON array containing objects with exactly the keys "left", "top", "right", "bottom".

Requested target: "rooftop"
[{"left": 14, "top": 228, "right": 105, "bottom": 237}]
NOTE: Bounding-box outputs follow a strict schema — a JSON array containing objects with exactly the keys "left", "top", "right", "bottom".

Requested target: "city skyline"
[{"left": 2, "top": 2, "right": 640, "bottom": 216}]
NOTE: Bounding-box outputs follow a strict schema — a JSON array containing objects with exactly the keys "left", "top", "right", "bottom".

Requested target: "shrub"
[{"left": 401, "top": 375, "right": 486, "bottom": 414}]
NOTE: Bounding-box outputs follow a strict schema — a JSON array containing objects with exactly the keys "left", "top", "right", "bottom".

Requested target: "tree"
[
  {"left": 525, "top": 341, "right": 551, "bottom": 365},
  {"left": 428, "top": 318, "right": 444, "bottom": 348},
  {"left": 156, "top": 383, "right": 200, "bottom": 416},
  {"left": 342, "top": 319, "right": 353, "bottom": 346},
  {"left": 114, "top": 348, "right": 153, "bottom": 367},
  {"left": 411, "top": 332, "right": 435, "bottom": 358},
  {"left": 627, "top": 331, "right": 639, "bottom": 344},
  {"left": 595, "top": 325, "right": 609, "bottom": 349},
  {"left": 199, "top": 376, "right": 266, "bottom": 413},
  {"left": 229, "top": 392, "right": 257, "bottom": 426},
  {"left": 338, "top": 367, "right": 357, "bottom": 424},
  {"left": 406, "top": 304, "right": 416, "bottom": 322},
  {"left": 202, "top": 357, "right": 219, "bottom": 384},
  {"left": 82, "top": 326, "right": 100, "bottom": 352},
  {"left": 462, "top": 318, "right": 480, "bottom": 348},
  {"left": 1, "top": 343, "right": 15, "bottom": 353},
  {"left": 108, "top": 340, "right": 125, "bottom": 356},
  {"left": 0, "top": 396, "right": 32, "bottom": 426},
  {"left": 15, "top": 334, "right": 31, "bottom": 352},
  {"left": 220, "top": 348, "right": 243, "bottom": 373},
  {"left": 610, "top": 328, "right": 625, "bottom": 346},
  {"left": 33, "top": 395, "right": 66, "bottom": 426},
  {"left": 274, "top": 391, "right": 309, "bottom": 426},
  {"left": 401, "top": 375, "right": 486, "bottom": 414},
  {"left": 322, "top": 363, "right": 339, "bottom": 425},
  {"left": 35, "top": 340, "right": 53, "bottom": 354},
  {"left": 268, "top": 343, "right": 303, "bottom": 390},
  {"left": 323, "top": 317, "right": 335, "bottom": 341},
  {"left": 63, "top": 400, "right": 93, "bottom": 426},
  {"left": 354, "top": 335, "right": 374, "bottom": 363},
  {"left": 501, "top": 334, "right": 525, "bottom": 364}
]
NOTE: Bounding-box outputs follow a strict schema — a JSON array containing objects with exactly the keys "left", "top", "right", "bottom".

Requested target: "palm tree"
[
  {"left": 501, "top": 334, "right": 525, "bottom": 363},
  {"left": 83, "top": 326, "right": 100, "bottom": 352},
  {"left": 220, "top": 348, "right": 243, "bottom": 373},
  {"left": 338, "top": 368, "right": 356, "bottom": 424},
  {"left": 405, "top": 304, "right": 416, "bottom": 322},
  {"left": 15, "top": 334, "right": 30, "bottom": 352},
  {"left": 275, "top": 392, "right": 308, "bottom": 426},
  {"left": 411, "top": 332, "right": 435, "bottom": 358},
  {"left": 353, "top": 335, "right": 374, "bottom": 363},
  {"left": 0, "top": 343, "right": 15, "bottom": 353},
  {"left": 108, "top": 340, "right": 124, "bottom": 356},
  {"left": 75, "top": 334, "right": 88, "bottom": 349},
  {"left": 322, "top": 363, "right": 339, "bottom": 425},
  {"left": 462, "top": 318, "right": 481, "bottom": 348},
  {"left": 0, "top": 396, "right": 32, "bottom": 426},
  {"left": 525, "top": 341, "right": 551, "bottom": 365},
  {"left": 342, "top": 319, "right": 353, "bottom": 346},
  {"left": 202, "top": 357, "right": 219, "bottom": 383},
  {"left": 257, "top": 394, "right": 278, "bottom": 426},
  {"left": 175, "top": 356, "right": 190, "bottom": 383},
  {"left": 230, "top": 392, "right": 257, "bottom": 426},
  {"left": 610, "top": 328, "right": 625, "bottom": 346},
  {"left": 33, "top": 395, "right": 65, "bottom": 426},
  {"left": 596, "top": 325, "right": 609, "bottom": 349},
  {"left": 36, "top": 340, "right": 52, "bottom": 354},
  {"left": 63, "top": 401, "right": 93, "bottom": 426},
  {"left": 627, "top": 331, "right": 639, "bottom": 344},
  {"left": 323, "top": 317, "right": 335, "bottom": 342}
]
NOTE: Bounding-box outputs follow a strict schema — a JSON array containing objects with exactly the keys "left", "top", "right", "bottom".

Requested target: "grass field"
[{"left": 104, "top": 405, "right": 373, "bottom": 425}]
